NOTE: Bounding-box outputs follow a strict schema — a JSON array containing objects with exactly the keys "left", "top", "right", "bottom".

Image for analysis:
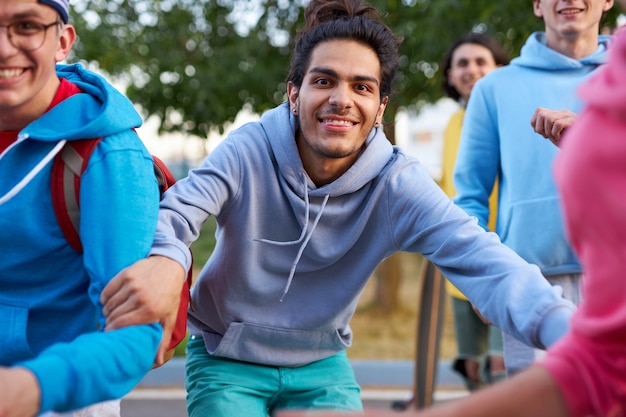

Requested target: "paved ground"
[
  {"left": 121, "top": 388, "right": 468, "bottom": 416},
  {"left": 120, "top": 359, "right": 468, "bottom": 416}
]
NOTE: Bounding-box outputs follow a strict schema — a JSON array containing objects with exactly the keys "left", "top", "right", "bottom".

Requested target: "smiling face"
[
  {"left": 288, "top": 39, "right": 387, "bottom": 186},
  {"left": 447, "top": 43, "right": 499, "bottom": 103},
  {"left": 533, "top": 0, "right": 614, "bottom": 56},
  {"left": 0, "top": 0, "right": 75, "bottom": 131}
]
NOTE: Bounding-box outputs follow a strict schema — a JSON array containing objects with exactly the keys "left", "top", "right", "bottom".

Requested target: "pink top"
[{"left": 540, "top": 29, "right": 626, "bottom": 417}]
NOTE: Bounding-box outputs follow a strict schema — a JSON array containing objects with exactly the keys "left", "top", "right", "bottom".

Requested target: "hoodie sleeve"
[
  {"left": 387, "top": 159, "right": 573, "bottom": 350},
  {"left": 452, "top": 79, "right": 501, "bottom": 231},
  {"left": 18, "top": 131, "right": 162, "bottom": 414},
  {"left": 150, "top": 132, "right": 245, "bottom": 270}
]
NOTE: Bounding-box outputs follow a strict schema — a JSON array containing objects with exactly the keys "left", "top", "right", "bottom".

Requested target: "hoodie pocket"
[
  {"left": 0, "top": 302, "right": 34, "bottom": 364},
  {"left": 500, "top": 197, "right": 576, "bottom": 269},
  {"left": 205, "top": 321, "right": 351, "bottom": 367}
]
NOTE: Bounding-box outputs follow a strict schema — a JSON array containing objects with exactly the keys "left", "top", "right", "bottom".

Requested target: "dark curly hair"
[
  {"left": 441, "top": 33, "right": 510, "bottom": 102},
  {"left": 287, "top": 0, "right": 401, "bottom": 100}
]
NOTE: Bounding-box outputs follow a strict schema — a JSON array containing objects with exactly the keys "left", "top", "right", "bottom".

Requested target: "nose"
[
  {"left": 0, "top": 26, "right": 19, "bottom": 56},
  {"left": 328, "top": 83, "right": 353, "bottom": 109},
  {"left": 465, "top": 61, "right": 480, "bottom": 75}
]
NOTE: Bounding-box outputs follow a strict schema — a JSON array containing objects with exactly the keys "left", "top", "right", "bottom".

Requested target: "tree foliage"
[{"left": 69, "top": 0, "right": 623, "bottom": 138}]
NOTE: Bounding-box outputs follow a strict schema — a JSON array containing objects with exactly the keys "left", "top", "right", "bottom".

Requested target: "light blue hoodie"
[
  {"left": 0, "top": 64, "right": 161, "bottom": 414},
  {"left": 152, "top": 101, "right": 574, "bottom": 368},
  {"left": 454, "top": 32, "right": 610, "bottom": 275}
]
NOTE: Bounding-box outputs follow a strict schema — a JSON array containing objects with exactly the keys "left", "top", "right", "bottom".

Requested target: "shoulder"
[
  {"left": 386, "top": 149, "right": 435, "bottom": 188},
  {"left": 96, "top": 130, "right": 151, "bottom": 156}
]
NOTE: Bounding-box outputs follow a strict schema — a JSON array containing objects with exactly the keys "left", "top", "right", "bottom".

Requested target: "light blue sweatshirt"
[
  {"left": 454, "top": 32, "right": 610, "bottom": 275},
  {"left": 0, "top": 64, "right": 161, "bottom": 414},
  {"left": 152, "top": 102, "right": 575, "bottom": 367}
]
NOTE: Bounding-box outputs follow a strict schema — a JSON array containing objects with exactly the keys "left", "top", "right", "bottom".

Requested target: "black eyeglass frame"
[{"left": 0, "top": 20, "right": 62, "bottom": 52}]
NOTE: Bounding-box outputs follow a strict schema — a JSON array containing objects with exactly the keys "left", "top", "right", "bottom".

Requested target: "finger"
[
  {"left": 532, "top": 113, "right": 551, "bottom": 139},
  {"left": 155, "top": 300, "right": 180, "bottom": 363},
  {"left": 542, "top": 116, "right": 555, "bottom": 140},
  {"left": 104, "top": 308, "right": 152, "bottom": 331},
  {"left": 530, "top": 108, "right": 540, "bottom": 127},
  {"left": 155, "top": 326, "right": 173, "bottom": 366},
  {"left": 100, "top": 271, "right": 125, "bottom": 305},
  {"left": 102, "top": 286, "right": 131, "bottom": 317},
  {"left": 104, "top": 294, "right": 152, "bottom": 330}
]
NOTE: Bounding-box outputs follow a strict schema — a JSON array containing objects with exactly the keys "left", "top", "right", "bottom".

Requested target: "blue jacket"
[
  {"left": 151, "top": 102, "right": 574, "bottom": 368},
  {"left": 454, "top": 32, "right": 610, "bottom": 275},
  {"left": 0, "top": 63, "right": 161, "bottom": 414}
]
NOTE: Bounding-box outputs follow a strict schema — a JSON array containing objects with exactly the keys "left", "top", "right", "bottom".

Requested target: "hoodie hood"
[
  {"left": 260, "top": 102, "right": 394, "bottom": 199},
  {"left": 0, "top": 63, "right": 142, "bottom": 206},
  {"left": 20, "top": 63, "right": 142, "bottom": 142},
  {"left": 512, "top": 32, "right": 611, "bottom": 70}
]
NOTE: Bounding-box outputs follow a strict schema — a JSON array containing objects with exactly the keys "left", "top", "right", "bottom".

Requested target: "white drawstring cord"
[{"left": 0, "top": 139, "right": 67, "bottom": 205}]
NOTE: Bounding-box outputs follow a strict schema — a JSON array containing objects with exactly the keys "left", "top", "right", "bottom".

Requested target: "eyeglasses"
[{"left": 0, "top": 20, "right": 61, "bottom": 52}]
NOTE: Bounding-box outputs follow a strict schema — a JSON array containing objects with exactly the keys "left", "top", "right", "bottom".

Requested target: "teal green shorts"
[{"left": 185, "top": 336, "right": 362, "bottom": 417}]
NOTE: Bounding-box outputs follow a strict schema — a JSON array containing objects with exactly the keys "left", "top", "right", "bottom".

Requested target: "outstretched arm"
[
  {"left": 276, "top": 366, "right": 568, "bottom": 417},
  {"left": 101, "top": 255, "right": 186, "bottom": 366}
]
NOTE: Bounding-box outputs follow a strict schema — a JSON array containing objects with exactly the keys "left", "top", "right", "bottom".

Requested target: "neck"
[
  {"left": 544, "top": 30, "right": 601, "bottom": 60},
  {"left": 0, "top": 77, "right": 61, "bottom": 132}
]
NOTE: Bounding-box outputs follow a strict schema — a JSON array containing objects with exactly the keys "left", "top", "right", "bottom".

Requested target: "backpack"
[{"left": 50, "top": 137, "right": 191, "bottom": 366}]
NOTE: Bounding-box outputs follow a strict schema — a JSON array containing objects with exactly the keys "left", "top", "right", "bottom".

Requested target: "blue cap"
[{"left": 38, "top": 0, "right": 69, "bottom": 23}]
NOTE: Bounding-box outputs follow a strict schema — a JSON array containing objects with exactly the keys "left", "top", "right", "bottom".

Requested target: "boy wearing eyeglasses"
[{"left": 0, "top": 1, "right": 162, "bottom": 416}]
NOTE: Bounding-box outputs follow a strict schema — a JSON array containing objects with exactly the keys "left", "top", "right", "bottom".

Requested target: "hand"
[
  {"left": 277, "top": 411, "right": 405, "bottom": 416},
  {"left": 101, "top": 256, "right": 186, "bottom": 365},
  {"left": 530, "top": 107, "right": 577, "bottom": 147},
  {"left": 471, "top": 304, "right": 493, "bottom": 325},
  {"left": 0, "top": 367, "right": 40, "bottom": 417}
]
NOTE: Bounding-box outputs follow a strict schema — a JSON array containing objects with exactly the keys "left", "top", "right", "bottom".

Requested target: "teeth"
[
  {"left": 0, "top": 68, "right": 23, "bottom": 78},
  {"left": 321, "top": 119, "right": 354, "bottom": 126},
  {"left": 560, "top": 8, "right": 582, "bottom": 13}
]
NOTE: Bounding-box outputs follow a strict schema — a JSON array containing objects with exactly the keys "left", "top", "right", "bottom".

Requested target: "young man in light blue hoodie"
[
  {"left": 453, "top": 0, "right": 614, "bottom": 376},
  {"left": 0, "top": 1, "right": 162, "bottom": 416},
  {"left": 103, "top": 0, "right": 577, "bottom": 415}
]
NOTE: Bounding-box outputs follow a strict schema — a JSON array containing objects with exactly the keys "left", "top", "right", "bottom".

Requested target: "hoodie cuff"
[
  {"left": 537, "top": 304, "right": 574, "bottom": 349},
  {"left": 150, "top": 235, "right": 192, "bottom": 272}
]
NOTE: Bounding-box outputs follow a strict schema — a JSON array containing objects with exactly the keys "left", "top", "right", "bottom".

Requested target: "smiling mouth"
[
  {"left": 559, "top": 8, "right": 584, "bottom": 15},
  {"left": 319, "top": 118, "right": 357, "bottom": 126},
  {"left": 0, "top": 68, "right": 25, "bottom": 79}
]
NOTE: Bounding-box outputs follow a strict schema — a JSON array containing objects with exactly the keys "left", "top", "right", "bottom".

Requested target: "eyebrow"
[
  {"left": 308, "top": 66, "right": 380, "bottom": 86},
  {"left": 5, "top": 11, "right": 47, "bottom": 21}
]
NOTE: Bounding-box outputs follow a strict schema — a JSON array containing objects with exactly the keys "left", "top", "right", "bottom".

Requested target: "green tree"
[
  {"left": 70, "top": 0, "right": 621, "bottom": 136},
  {"left": 69, "top": 0, "right": 621, "bottom": 310}
]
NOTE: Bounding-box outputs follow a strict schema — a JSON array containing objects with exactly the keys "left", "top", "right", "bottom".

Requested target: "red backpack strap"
[
  {"left": 51, "top": 139, "right": 102, "bottom": 253},
  {"left": 152, "top": 155, "right": 177, "bottom": 198},
  {"left": 151, "top": 155, "right": 194, "bottom": 356}
]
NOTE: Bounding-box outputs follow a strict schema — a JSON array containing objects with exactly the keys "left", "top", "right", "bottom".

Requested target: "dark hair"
[
  {"left": 441, "top": 33, "right": 510, "bottom": 101},
  {"left": 287, "top": 0, "right": 400, "bottom": 99}
]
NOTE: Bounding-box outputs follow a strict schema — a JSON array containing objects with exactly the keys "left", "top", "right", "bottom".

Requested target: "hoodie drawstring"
[
  {"left": 0, "top": 139, "right": 67, "bottom": 205},
  {"left": 254, "top": 173, "right": 330, "bottom": 302}
]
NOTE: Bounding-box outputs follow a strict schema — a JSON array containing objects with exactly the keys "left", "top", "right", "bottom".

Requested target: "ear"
[
  {"left": 533, "top": 0, "right": 543, "bottom": 18},
  {"left": 287, "top": 81, "right": 300, "bottom": 114},
  {"left": 376, "top": 96, "right": 388, "bottom": 125},
  {"left": 55, "top": 24, "right": 76, "bottom": 62},
  {"left": 602, "top": 0, "right": 614, "bottom": 12}
]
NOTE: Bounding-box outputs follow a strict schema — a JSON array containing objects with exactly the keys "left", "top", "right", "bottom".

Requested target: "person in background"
[
  {"left": 101, "top": 0, "right": 576, "bottom": 416},
  {"left": 453, "top": 0, "right": 614, "bottom": 376},
  {"left": 0, "top": 1, "right": 162, "bottom": 416},
  {"left": 439, "top": 32, "right": 509, "bottom": 390},
  {"left": 279, "top": 4, "right": 626, "bottom": 415}
]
